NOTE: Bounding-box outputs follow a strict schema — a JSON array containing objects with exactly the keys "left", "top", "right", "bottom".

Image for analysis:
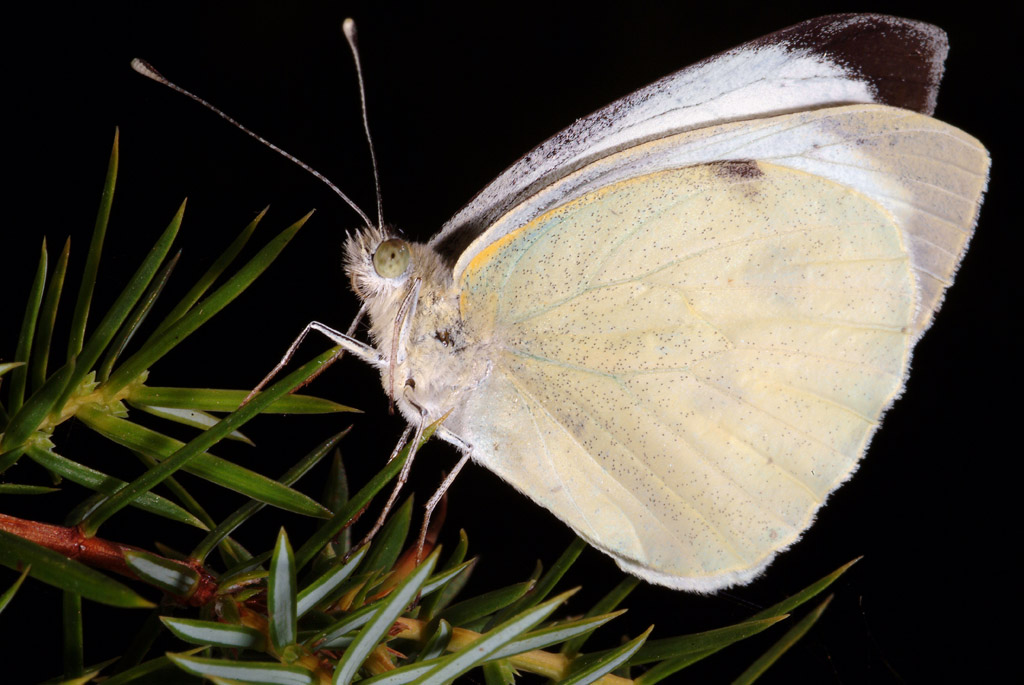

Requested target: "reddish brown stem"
[{"left": 0, "top": 512, "right": 217, "bottom": 605}]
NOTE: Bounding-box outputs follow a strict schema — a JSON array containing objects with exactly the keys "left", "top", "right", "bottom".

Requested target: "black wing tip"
[{"left": 750, "top": 14, "right": 948, "bottom": 116}]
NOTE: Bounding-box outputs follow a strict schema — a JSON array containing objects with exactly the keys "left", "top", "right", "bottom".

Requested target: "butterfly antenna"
[
  {"left": 342, "top": 18, "right": 384, "bottom": 231},
  {"left": 130, "top": 58, "right": 375, "bottom": 231}
]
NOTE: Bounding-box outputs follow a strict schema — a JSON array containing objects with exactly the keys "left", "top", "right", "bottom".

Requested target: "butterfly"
[
  {"left": 327, "top": 13, "right": 990, "bottom": 592},
  {"left": 140, "top": 13, "right": 989, "bottom": 592}
]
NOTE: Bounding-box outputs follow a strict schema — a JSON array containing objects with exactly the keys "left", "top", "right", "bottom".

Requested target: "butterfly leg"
[
  {"left": 416, "top": 449, "right": 473, "bottom": 561},
  {"left": 242, "top": 313, "right": 374, "bottom": 405},
  {"left": 353, "top": 418, "right": 425, "bottom": 553}
]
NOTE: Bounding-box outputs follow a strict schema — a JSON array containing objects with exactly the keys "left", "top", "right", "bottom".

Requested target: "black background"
[{"left": 1, "top": 2, "right": 1013, "bottom": 683}]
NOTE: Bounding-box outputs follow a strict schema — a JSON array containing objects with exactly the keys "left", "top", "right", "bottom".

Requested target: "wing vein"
[
  {"left": 689, "top": 373, "right": 852, "bottom": 466},
  {"left": 507, "top": 219, "right": 886, "bottom": 326},
  {"left": 617, "top": 376, "right": 804, "bottom": 527},
  {"left": 514, "top": 378, "right": 608, "bottom": 543},
  {"left": 501, "top": 356, "right": 751, "bottom": 562}
]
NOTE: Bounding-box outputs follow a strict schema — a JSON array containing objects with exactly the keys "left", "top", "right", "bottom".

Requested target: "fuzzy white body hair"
[{"left": 344, "top": 227, "right": 493, "bottom": 434}]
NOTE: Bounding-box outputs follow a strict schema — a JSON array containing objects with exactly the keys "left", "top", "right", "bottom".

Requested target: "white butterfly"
[
  {"left": 328, "top": 13, "right": 990, "bottom": 592},
  {"left": 144, "top": 14, "right": 989, "bottom": 592}
]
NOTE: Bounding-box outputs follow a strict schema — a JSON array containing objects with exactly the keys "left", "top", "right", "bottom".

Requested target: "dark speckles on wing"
[
  {"left": 710, "top": 160, "right": 764, "bottom": 180},
  {"left": 431, "top": 14, "right": 950, "bottom": 294},
  {"left": 458, "top": 158, "right": 918, "bottom": 574}
]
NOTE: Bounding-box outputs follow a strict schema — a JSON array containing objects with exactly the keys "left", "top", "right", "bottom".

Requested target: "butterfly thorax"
[{"left": 344, "top": 228, "right": 493, "bottom": 430}]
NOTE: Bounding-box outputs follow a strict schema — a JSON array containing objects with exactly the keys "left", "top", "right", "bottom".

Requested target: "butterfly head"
[
  {"left": 343, "top": 225, "right": 457, "bottom": 359},
  {"left": 343, "top": 225, "right": 415, "bottom": 300},
  {"left": 343, "top": 224, "right": 471, "bottom": 421}
]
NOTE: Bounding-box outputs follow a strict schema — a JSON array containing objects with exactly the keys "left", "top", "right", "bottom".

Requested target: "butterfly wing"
[
  {"left": 449, "top": 105, "right": 987, "bottom": 591},
  {"left": 456, "top": 105, "right": 989, "bottom": 337},
  {"left": 431, "top": 14, "right": 950, "bottom": 272}
]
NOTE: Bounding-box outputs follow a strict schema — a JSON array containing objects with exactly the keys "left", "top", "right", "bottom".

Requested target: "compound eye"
[{"left": 372, "top": 238, "right": 411, "bottom": 279}]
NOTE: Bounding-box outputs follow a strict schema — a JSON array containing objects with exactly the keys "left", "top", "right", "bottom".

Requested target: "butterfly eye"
[{"left": 372, "top": 238, "right": 411, "bottom": 279}]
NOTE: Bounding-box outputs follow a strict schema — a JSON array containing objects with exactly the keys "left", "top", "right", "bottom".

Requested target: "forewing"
[
  {"left": 432, "top": 14, "right": 950, "bottom": 267},
  {"left": 454, "top": 106, "right": 989, "bottom": 337},
  {"left": 454, "top": 161, "right": 917, "bottom": 590}
]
